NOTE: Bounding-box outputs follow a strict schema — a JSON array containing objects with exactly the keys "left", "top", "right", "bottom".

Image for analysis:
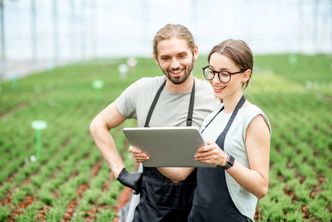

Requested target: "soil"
[
  {"left": 62, "top": 183, "right": 89, "bottom": 222},
  {"left": 9, "top": 196, "right": 35, "bottom": 222}
]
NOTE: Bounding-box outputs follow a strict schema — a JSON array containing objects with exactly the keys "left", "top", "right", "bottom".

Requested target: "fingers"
[
  {"left": 134, "top": 153, "right": 150, "bottom": 163},
  {"left": 128, "top": 146, "right": 149, "bottom": 163},
  {"left": 195, "top": 151, "right": 218, "bottom": 161},
  {"left": 196, "top": 142, "right": 216, "bottom": 153},
  {"left": 128, "top": 145, "right": 142, "bottom": 154},
  {"left": 195, "top": 143, "right": 225, "bottom": 166},
  {"left": 205, "top": 140, "right": 214, "bottom": 145}
]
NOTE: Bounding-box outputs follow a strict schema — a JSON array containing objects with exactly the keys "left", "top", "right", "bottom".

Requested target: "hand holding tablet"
[{"left": 123, "top": 126, "right": 214, "bottom": 167}]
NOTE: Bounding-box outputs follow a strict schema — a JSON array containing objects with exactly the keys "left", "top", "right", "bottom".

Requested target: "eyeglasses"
[{"left": 202, "top": 66, "right": 246, "bottom": 83}]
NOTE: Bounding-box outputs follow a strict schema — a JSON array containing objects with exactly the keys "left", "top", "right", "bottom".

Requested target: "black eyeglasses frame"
[{"left": 202, "top": 66, "right": 247, "bottom": 83}]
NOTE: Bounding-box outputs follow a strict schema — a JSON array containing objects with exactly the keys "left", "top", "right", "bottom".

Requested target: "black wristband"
[
  {"left": 117, "top": 168, "right": 142, "bottom": 194},
  {"left": 223, "top": 154, "right": 235, "bottom": 169}
]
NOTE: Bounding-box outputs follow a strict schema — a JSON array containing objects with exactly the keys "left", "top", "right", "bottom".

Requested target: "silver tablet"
[{"left": 123, "top": 126, "right": 214, "bottom": 167}]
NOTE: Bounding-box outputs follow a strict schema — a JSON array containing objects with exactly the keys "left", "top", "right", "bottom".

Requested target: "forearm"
[
  {"left": 90, "top": 119, "right": 124, "bottom": 177},
  {"left": 227, "top": 161, "right": 268, "bottom": 199},
  {"left": 158, "top": 167, "right": 194, "bottom": 183}
]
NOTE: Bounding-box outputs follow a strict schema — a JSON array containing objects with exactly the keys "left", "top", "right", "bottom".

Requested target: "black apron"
[
  {"left": 189, "top": 95, "right": 251, "bottom": 222},
  {"left": 133, "top": 80, "right": 197, "bottom": 222}
]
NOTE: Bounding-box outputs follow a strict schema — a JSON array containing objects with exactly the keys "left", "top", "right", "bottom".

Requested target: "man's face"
[{"left": 155, "top": 38, "right": 198, "bottom": 85}]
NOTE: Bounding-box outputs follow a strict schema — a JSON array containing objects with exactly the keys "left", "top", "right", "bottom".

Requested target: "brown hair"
[
  {"left": 153, "top": 24, "right": 196, "bottom": 56},
  {"left": 208, "top": 39, "right": 253, "bottom": 88}
]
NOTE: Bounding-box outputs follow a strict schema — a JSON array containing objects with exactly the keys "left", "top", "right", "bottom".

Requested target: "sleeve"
[
  {"left": 242, "top": 106, "right": 272, "bottom": 141},
  {"left": 114, "top": 78, "right": 146, "bottom": 118}
]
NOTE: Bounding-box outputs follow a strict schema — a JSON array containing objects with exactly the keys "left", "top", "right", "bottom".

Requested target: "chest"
[{"left": 136, "top": 92, "right": 193, "bottom": 127}]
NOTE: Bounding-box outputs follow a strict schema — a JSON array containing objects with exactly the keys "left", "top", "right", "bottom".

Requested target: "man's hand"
[
  {"left": 128, "top": 146, "right": 150, "bottom": 163},
  {"left": 117, "top": 168, "right": 143, "bottom": 194}
]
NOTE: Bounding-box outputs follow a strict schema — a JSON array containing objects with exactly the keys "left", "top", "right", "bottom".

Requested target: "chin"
[
  {"left": 214, "top": 93, "right": 224, "bottom": 100},
  {"left": 168, "top": 73, "right": 190, "bottom": 85},
  {"left": 169, "top": 77, "right": 184, "bottom": 84}
]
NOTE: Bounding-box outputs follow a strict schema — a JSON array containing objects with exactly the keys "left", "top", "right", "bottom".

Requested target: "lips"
[
  {"left": 213, "top": 85, "right": 226, "bottom": 93},
  {"left": 168, "top": 69, "right": 184, "bottom": 77}
]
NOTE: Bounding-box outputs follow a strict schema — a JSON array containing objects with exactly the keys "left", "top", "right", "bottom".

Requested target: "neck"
[
  {"left": 223, "top": 90, "right": 244, "bottom": 113},
  {"left": 165, "top": 75, "right": 194, "bottom": 93}
]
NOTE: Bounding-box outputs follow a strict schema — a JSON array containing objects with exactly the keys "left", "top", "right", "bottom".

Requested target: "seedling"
[{"left": 31, "top": 120, "right": 48, "bottom": 160}]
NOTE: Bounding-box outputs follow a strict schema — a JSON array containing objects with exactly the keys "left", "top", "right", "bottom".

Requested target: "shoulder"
[
  {"left": 195, "top": 78, "right": 213, "bottom": 91},
  {"left": 195, "top": 78, "right": 219, "bottom": 102},
  {"left": 133, "top": 76, "right": 165, "bottom": 87},
  {"left": 125, "top": 76, "right": 165, "bottom": 92},
  {"left": 242, "top": 103, "right": 271, "bottom": 133}
]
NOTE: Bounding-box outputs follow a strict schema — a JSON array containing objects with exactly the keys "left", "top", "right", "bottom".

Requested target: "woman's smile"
[{"left": 213, "top": 85, "right": 227, "bottom": 93}]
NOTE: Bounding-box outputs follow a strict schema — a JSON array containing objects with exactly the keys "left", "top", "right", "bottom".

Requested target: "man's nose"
[{"left": 170, "top": 58, "right": 180, "bottom": 69}]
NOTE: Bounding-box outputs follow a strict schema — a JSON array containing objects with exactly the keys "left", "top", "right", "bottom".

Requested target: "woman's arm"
[
  {"left": 229, "top": 114, "right": 270, "bottom": 198},
  {"left": 195, "top": 115, "right": 270, "bottom": 199}
]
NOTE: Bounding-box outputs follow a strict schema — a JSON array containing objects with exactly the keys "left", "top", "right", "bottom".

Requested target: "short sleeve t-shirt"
[{"left": 115, "top": 76, "right": 219, "bottom": 128}]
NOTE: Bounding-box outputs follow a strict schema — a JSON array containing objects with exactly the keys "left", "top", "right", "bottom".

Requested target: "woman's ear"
[{"left": 242, "top": 69, "right": 252, "bottom": 83}]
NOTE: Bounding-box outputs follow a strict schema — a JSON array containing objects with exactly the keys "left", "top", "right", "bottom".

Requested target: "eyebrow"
[
  {"left": 178, "top": 52, "right": 188, "bottom": 56},
  {"left": 159, "top": 51, "right": 188, "bottom": 58},
  {"left": 209, "top": 65, "right": 230, "bottom": 71}
]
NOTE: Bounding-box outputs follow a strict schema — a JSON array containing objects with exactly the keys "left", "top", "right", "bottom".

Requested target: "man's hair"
[
  {"left": 207, "top": 39, "right": 253, "bottom": 88},
  {"left": 153, "top": 24, "right": 196, "bottom": 57}
]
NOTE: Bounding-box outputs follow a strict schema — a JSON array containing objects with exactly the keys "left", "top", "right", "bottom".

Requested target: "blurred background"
[
  {"left": 0, "top": 0, "right": 332, "bottom": 80},
  {"left": 0, "top": 1, "right": 331, "bottom": 221}
]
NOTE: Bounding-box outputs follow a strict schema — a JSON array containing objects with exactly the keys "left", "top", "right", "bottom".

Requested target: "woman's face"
[{"left": 208, "top": 53, "right": 247, "bottom": 100}]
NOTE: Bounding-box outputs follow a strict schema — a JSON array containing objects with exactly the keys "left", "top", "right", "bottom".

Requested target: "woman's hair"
[
  {"left": 153, "top": 24, "right": 196, "bottom": 56},
  {"left": 208, "top": 39, "right": 253, "bottom": 88}
]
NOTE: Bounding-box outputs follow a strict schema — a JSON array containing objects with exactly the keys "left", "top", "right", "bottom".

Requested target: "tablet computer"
[{"left": 123, "top": 126, "right": 213, "bottom": 167}]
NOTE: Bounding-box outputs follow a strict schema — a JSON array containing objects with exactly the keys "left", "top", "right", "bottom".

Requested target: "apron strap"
[
  {"left": 186, "top": 79, "right": 195, "bottom": 126},
  {"left": 215, "top": 95, "right": 246, "bottom": 149},
  {"left": 144, "top": 80, "right": 166, "bottom": 127},
  {"left": 201, "top": 104, "right": 224, "bottom": 134},
  {"left": 144, "top": 79, "right": 195, "bottom": 127}
]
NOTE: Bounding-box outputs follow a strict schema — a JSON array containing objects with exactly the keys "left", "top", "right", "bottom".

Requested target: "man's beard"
[{"left": 160, "top": 58, "right": 195, "bottom": 85}]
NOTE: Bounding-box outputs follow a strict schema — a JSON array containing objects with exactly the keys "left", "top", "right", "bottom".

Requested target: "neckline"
[
  {"left": 221, "top": 101, "right": 252, "bottom": 114},
  {"left": 165, "top": 76, "right": 195, "bottom": 93}
]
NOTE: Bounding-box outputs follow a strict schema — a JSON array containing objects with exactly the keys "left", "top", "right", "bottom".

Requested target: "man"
[{"left": 90, "top": 24, "right": 219, "bottom": 222}]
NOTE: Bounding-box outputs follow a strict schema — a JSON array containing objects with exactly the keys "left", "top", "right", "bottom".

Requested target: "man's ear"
[
  {"left": 193, "top": 47, "right": 199, "bottom": 60},
  {"left": 153, "top": 53, "right": 159, "bottom": 65},
  {"left": 242, "top": 69, "right": 252, "bottom": 83}
]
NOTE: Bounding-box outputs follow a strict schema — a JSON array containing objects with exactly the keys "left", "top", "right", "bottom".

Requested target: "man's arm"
[
  {"left": 158, "top": 167, "right": 194, "bottom": 183},
  {"left": 89, "top": 102, "right": 126, "bottom": 177}
]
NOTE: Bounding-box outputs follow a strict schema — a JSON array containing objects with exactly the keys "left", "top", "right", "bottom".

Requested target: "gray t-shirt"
[{"left": 115, "top": 76, "right": 219, "bottom": 127}]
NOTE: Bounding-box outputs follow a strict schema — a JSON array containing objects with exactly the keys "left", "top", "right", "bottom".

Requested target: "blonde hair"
[
  {"left": 153, "top": 24, "right": 196, "bottom": 56},
  {"left": 208, "top": 39, "right": 253, "bottom": 88}
]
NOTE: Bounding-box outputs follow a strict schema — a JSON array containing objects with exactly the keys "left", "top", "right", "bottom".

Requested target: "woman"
[{"left": 131, "top": 39, "right": 271, "bottom": 221}]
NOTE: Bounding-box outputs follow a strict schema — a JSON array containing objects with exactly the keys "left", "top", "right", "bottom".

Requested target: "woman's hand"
[
  {"left": 128, "top": 146, "right": 150, "bottom": 163},
  {"left": 194, "top": 141, "right": 227, "bottom": 167}
]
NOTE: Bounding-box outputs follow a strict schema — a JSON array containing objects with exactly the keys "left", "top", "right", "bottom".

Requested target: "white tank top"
[{"left": 201, "top": 103, "right": 271, "bottom": 220}]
